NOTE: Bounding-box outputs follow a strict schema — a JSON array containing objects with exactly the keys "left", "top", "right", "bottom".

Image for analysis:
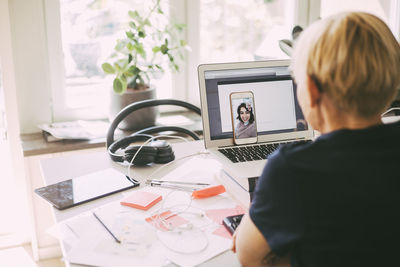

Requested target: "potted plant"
[{"left": 102, "top": 0, "right": 187, "bottom": 130}]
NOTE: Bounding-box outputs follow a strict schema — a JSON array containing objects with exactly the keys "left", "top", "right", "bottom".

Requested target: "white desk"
[{"left": 40, "top": 140, "right": 241, "bottom": 267}]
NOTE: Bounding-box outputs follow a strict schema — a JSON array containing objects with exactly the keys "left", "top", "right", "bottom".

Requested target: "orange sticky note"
[
  {"left": 192, "top": 185, "right": 226, "bottom": 199},
  {"left": 120, "top": 191, "right": 162, "bottom": 210}
]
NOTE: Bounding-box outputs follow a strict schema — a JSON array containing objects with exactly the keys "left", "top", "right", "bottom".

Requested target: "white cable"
[
  {"left": 123, "top": 134, "right": 213, "bottom": 254},
  {"left": 149, "top": 190, "right": 210, "bottom": 254},
  {"left": 126, "top": 134, "right": 189, "bottom": 181}
]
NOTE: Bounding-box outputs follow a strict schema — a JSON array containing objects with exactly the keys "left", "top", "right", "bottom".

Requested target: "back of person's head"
[{"left": 291, "top": 12, "right": 400, "bottom": 118}]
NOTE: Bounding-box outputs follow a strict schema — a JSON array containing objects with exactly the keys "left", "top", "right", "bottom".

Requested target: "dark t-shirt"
[{"left": 249, "top": 122, "right": 400, "bottom": 267}]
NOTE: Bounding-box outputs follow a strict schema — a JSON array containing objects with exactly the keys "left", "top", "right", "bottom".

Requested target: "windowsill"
[{"left": 21, "top": 111, "right": 203, "bottom": 157}]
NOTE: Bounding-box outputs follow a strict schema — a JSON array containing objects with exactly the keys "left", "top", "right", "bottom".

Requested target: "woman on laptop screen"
[{"left": 233, "top": 12, "right": 400, "bottom": 267}]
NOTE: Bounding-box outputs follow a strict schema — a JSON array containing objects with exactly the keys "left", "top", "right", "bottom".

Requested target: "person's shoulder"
[
  {"left": 277, "top": 139, "right": 315, "bottom": 159},
  {"left": 260, "top": 141, "right": 312, "bottom": 181}
]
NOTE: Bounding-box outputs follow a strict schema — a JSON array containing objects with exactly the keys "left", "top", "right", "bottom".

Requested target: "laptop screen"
[{"left": 203, "top": 65, "right": 308, "bottom": 141}]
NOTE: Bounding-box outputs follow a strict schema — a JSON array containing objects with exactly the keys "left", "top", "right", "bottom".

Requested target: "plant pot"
[{"left": 109, "top": 87, "right": 158, "bottom": 130}]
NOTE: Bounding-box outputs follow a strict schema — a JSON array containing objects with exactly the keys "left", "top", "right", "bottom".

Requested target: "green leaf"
[
  {"left": 180, "top": 40, "right": 187, "bottom": 46},
  {"left": 128, "top": 10, "right": 140, "bottom": 20},
  {"left": 101, "top": 63, "right": 115, "bottom": 74},
  {"left": 152, "top": 46, "right": 161, "bottom": 53},
  {"left": 134, "top": 44, "right": 146, "bottom": 58},
  {"left": 128, "top": 65, "right": 141, "bottom": 76},
  {"left": 115, "top": 41, "right": 125, "bottom": 52},
  {"left": 127, "top": 42, "right": 134, "bottom": 51},
  {"left": 157, "top": 7, "right": 163, "bottom": 14},
  {"left": 114, "top": 63, "right": 121, "bottom": 72},
  {"left": 164, "top": 38, "right": 168, "bottom": 45},
  {"left": 144, "top": 19, "right": 151, "bottom": 26},
  {"left": 124, "top": 70, "right": 134, "bottom": 77},
  {"left": 113, "top": 78, "right": 124, "bottom": 94},
  {"left": 128, "top": 54, "right": 133, "bottom": 63},
  {"left": 129, "top": 21, "right": 136, "bottom": 29},
  {"left": 160, "top": 44, "right": 168, "bottom": 54},
  {"left": 138, "top": 31, "right": 146, "bottom": 38},
  {"left": 126, "top": 31, "right": 134, "bottom": 39},
  {"left": 175, "top": 23, "right": 186, "bottom": 31}
]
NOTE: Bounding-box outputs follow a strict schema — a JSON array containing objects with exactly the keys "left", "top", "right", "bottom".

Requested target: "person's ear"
[{"left": 306, "top": 75, "right": 321, "bottom": 107}]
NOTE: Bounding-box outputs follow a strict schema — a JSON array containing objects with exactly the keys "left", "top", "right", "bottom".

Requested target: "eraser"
[
  {"left": 120, "top": 191, "right": 162, "bottom": 210},
  {"left": 192, "top": 185, "right": 226, "bottom": 199}
]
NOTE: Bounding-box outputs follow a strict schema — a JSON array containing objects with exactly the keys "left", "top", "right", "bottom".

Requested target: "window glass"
[
  {"left": 320, "top": 0, "right": 396, "bottom": 34},
  {"left": 199, "top": 0, "right": 294, "bottom": 63},
  {"left": 58, "top": 0, "right": 172, "bottom": 113}
]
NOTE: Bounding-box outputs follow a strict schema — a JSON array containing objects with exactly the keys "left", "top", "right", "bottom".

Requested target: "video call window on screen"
[
  {"left": 230, "top": 96, "right": 257, "bottom": 139},
  {"left": 204, "top": 67, "right": 307, "bottom": 140}
]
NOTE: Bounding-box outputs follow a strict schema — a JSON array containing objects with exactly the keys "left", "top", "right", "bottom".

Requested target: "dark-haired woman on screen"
[{"left": 236, "top": 103, "right": 257, "bottom": 138}]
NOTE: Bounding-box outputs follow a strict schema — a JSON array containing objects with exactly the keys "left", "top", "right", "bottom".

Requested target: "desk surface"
[
  {"left": 40, "top": 140, "right": 241, "bottom": 267},
  {"left": 22, "top": 111, "right": 202, "bottom": 157}
]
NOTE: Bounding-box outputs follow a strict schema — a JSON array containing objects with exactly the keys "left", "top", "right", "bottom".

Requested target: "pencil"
[{"left": 93, "top": 212, "right": 121, "bottom": 243}]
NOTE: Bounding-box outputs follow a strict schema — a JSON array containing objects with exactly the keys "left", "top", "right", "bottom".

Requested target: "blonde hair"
[{"left": 291, "top": 12, "right": 400, "bottom": 117}]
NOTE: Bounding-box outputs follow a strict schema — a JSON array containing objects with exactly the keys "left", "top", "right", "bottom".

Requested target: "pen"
[
  {"left": 145, "top": 179, "right": 210, "bottom": 186},
  {"left": 147, "top": 183, "right": 197, "bottom": 191},
  {"left": 93, "top": 212, "right": 121, "bottom": 243}
]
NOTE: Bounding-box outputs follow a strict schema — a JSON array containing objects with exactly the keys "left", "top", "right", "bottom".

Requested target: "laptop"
[{"left": 198, "top": 60, "right": 314, "bottom": 182}]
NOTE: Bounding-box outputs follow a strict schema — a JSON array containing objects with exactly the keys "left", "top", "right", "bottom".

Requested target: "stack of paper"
[{"left": 53, "top": 157, "right": 243, "bottom": 267}]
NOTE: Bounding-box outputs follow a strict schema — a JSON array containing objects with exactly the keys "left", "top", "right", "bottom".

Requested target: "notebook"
[{"left": 197, "top": 60, "right": 314, "bottom": 190}]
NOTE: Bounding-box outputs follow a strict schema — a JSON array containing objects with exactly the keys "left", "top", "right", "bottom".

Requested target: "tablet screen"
[{"left": 35, "top": 168, "right": 139, "bottom": 210}]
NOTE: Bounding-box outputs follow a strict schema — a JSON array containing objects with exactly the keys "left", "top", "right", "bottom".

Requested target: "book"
[
  {"left": 42, "top": 130, "right": 64, "bottom": 142},
  {"left": 216, "top": 170, "right": 256, "bottom": 208}
]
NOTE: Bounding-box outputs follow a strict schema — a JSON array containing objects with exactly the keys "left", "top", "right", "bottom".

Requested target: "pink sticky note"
[
  {"left": 213, "top": 225, "right": 233, "bottom": 239},
  {"left": 205, "top": 205, "right": 245, "bottom": 225},
  {"left": 145, "top": 210, "right": 188, "bottom": 231},
  {"left": 120, "top": 191, "right": 162, "bottom": 210}
]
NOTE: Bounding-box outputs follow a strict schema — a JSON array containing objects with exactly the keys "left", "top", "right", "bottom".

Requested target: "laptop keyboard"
[{"left": 218, "top": 141, "right": 293, "bottom": 163}]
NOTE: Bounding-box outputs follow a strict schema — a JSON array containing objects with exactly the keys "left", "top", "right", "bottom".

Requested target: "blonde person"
[{"left": 233, "top": 12, "right": 400, "bottom": 267}]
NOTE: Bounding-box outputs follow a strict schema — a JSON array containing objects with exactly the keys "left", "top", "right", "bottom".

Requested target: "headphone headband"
[{"left": 106, "top": 99, "right": 201, "bottom": 148}]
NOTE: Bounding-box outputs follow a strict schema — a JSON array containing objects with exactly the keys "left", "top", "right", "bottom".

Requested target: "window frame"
[{"left": 44, "top": 0, "right": 190, "bottom": 121}]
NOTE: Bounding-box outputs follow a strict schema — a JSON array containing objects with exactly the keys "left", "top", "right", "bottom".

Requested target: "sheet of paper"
[
  {"left": 67, "top": 224, "right": 168, "bottom": 267},
  {"left": 158, "top": 157, "right": 222, "bottom": 185},
  {"left": 205, "top": 205, "right": 245, "bottom": 225},
  {"left": 160, "top": 230, "right": 232, "bottom": 267},
  {"left": 64, "top": 157, "right": 241, "bottom": 267}
]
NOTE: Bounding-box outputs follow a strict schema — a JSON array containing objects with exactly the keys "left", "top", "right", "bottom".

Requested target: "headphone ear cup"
[
  {"left": 150, "top": 141, "right": 175, "bottom": 164},
  {"left": 124, "top": 145, "right": 158, "bottom": 166}
]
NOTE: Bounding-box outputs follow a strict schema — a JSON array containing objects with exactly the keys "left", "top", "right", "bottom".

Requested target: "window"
[
  {"left": 186, "top": 0, "right": 297, "bottom": 104},
  {"left": 320, "top": 0, "right": 400, "bottom": 39},
  {"left": 44, "top": 0, "right": 304, "bottom": 123},
  {"left": 199, "top": 0, "right": 294, "bottom": 63},
  {"left": 47, "top": 0, "right": 174, "bottom": 121}
]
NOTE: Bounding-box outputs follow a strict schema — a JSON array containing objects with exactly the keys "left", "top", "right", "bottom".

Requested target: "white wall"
[
  {"left": 0, "top": 0, "right": 35, "bottom": 253},
  {"left": 9, "top": 0, "right": 52, "bottom": 133}
]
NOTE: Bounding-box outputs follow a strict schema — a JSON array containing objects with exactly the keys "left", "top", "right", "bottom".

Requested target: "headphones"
[
  {"left": 108, "top": 133, "right": 175, "bottom": 166},
  {"left": 106, "top": 99, "right": 201, "bottom": 166}
]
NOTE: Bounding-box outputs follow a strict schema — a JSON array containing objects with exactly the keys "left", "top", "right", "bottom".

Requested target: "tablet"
[{"left": 34, "top": 168, "right": 139, "bottom": 210}]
